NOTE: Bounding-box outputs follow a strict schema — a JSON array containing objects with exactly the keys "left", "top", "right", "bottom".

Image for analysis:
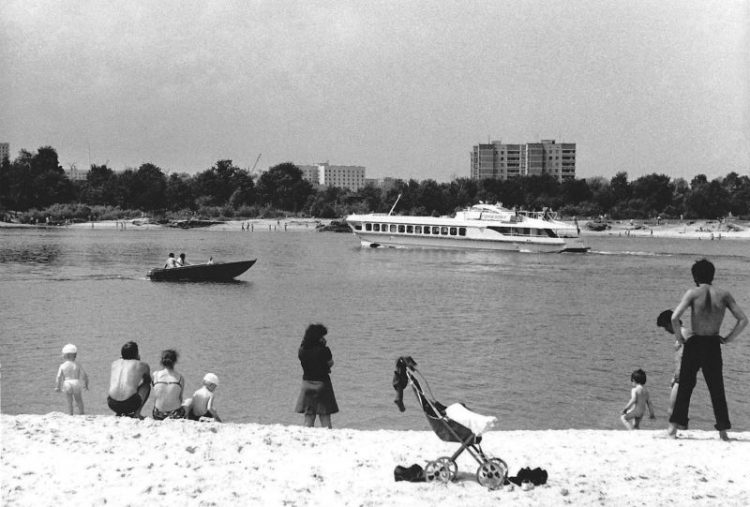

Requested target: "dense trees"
[{"left": 1, "top": 145, "right": 749, "bottom": 221}]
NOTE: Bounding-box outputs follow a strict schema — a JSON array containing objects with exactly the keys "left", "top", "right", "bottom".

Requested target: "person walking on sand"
[
  {"left": 668, "top": 259, "right": 748, "bottom": 440},
  {"left": 295, "top": 324, "right": 339, "bottom": 428},
  {"left": 620, "top": 369, "right": 655, "bottom": 429},
  {"left": 55, "top": 344, "right": 89, "bottom": 415},
  {"left": 107, "top": 341, "right": 151, "bottom": 418}
]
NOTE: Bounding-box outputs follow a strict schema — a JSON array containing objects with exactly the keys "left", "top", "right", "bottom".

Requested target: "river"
[{"left": 1, "top": 226, "right": 749, "bottom": 432}]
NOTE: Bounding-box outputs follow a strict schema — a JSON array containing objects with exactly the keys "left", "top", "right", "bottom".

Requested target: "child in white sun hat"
[{"left": 55, "top": 344, "right": 89, "bottom": 415}]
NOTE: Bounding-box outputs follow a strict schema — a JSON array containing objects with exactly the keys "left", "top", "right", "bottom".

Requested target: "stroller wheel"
[
  {"left": 476, "top": 458, "right": 508, "bottom": 490},
  {"left": 436, "top": 457, "right": 458, "bottom": 481},
  {"left": 424, "top": 458, "right": 455, "bottom": 483}
]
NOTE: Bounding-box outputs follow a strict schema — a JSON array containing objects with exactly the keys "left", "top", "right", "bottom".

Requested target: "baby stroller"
[{"left": 393, "top": 356, "right": 508, "bottom": 489}]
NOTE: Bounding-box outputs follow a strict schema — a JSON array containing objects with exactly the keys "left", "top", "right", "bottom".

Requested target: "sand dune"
[{"left": 2, "top": 414, "right": 749, "bottom": 506}]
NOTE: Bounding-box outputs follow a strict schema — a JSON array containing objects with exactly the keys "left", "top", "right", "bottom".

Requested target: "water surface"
[{"left": 1, "top": 227, "right": 749, "bottom": 432}]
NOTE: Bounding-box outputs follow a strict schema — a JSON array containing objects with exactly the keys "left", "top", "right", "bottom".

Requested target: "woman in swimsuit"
[{"left": 151, "top": 349, "right": 185, "bottom": 420}]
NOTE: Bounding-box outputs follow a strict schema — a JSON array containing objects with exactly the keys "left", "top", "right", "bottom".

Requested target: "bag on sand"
[
  {"left": 394, "top": 464, "right": 425, "bottom": 482},
  {"left": 507, "top": 467, "right": 548, "bottom": 486}
]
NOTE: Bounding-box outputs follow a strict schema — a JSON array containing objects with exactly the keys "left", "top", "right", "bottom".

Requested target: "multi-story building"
[
  {"left": 0, "top": 142, "right": 9, "bottom": 162},
  {"left": 65, "top": 164, "right": 89, "bottom": 181},
  {"left": 299, "top": 162, "right": 366, "bottom": 191},
  {"left": 471, "top": 139, "right": 575, "bottom": 182}
]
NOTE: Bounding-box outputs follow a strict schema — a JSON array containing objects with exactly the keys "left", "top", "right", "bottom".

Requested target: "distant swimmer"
[
  {"left": 55, "top": 343, "right": 89, "bottom": 415},
  {"left": 668, "top": 259, "right": 748, "bottom": 441}
]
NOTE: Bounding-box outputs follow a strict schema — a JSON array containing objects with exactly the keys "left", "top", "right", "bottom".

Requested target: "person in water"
[
  {"left": 107, "top": 341, "right": 151, "bottom": 418},
  {"left": 165, "top": 253, "right": 178, "bottom": 268},
  {"left": 668, "top": 259, "right": 748, "bottom": 440},
  {"left": 185, "top": 373, "right": 222, "bottom": 422},
  {"left": 620, "top": 369, "right": 655, "bottom": 429},
  {"left": 55, "top": 343, "right": 89, "bottom": 415}
]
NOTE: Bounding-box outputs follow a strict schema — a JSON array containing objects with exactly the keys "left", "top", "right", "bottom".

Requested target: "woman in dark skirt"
[{"left": 295, "top": 323, "right": 339, "bottom": 428}]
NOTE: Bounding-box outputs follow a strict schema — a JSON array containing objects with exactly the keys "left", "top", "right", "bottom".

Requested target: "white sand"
[
  {"left": 581, "top": 219, "right": 750, "bottom": 240},
  {"left": 2, "top": 414, "right": 748, "bottom": 506}
]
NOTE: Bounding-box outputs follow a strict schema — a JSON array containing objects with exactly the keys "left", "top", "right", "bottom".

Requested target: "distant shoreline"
[{"left": 2, "top": 217, "right": 748, "bottom": 240}]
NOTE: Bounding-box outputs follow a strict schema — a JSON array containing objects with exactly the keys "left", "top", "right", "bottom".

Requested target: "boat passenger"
[
  {"left": 165, "top": 253, "right": 178, "bottom": 269},
  {"left": 177, "top": 253, "right": 190, "bottom": 267}
]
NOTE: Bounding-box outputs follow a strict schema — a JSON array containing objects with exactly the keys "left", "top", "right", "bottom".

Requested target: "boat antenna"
[{"left": 388, "top": 193, "right": 403, "bottom": 216}]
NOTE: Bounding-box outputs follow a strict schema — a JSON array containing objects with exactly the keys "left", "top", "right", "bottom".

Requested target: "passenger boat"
[
  {"left": 345, "top": 203, "right": 589, "bottom": 253},
  {"left": 147, "top": 259, "right": 257, "bottom": 281}
]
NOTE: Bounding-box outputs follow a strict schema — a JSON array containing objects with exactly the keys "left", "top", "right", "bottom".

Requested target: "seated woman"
[{"left": 151, "top": 349, "right": 185, "bottom": 420}]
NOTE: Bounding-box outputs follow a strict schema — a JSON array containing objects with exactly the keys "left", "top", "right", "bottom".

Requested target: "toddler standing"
[
  {"left": 55, "top": 344, "right": 89, "bottom": 415},
  {"left": 620, "top": 369, "right": 655, "bottom": 429}
]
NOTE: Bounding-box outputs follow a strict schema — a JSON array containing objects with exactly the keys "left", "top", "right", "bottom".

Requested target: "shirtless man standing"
[
  {"left": 668, "top": 259, "right": 748, "bottom": 440},
  {"left": 107, "top": 341, "right": 151, "bottom": 418}
]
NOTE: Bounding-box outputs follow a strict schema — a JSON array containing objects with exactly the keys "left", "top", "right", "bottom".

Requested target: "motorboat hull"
[{"left": 147, "top": 260, "right": 257, "bottom": 281}]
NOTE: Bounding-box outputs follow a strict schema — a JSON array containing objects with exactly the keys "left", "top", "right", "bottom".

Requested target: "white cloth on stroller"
[{"left": 445, "top": 403, "right": 498, "bottom": 435}]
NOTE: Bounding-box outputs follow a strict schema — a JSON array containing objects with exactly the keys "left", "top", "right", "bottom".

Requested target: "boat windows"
[
  {"left": 415, "top": 225, "right": 422, "bottom": 234},
  {"left": 406, "top": 225, "right": 414, "bottom": 233},
  {"left": 373, "top": 223, "right": 380, "bottom": 232},
  {"left": 365, "top": 223, "right": 372, "bottom": 231},
  {"left": 432, "top": 226, "right": 440, "bottom": 234},
  {"left": 398, "top": 225, "right": 405, "bottom": 233},
  {"left": 354, "top": 224, "right": 362, "bottom": 230},
  {"left": 423, "top": 226, "right": 430, "bottom": 234},
  {"left": 449, "top": 227, "right": 457, "bottom": 235},
  {"left": 459, "top": 227, "right": 466, "bottom": 236},
  {"left": 440, "top": 227, "right": 448, "bottom": 235},
  {"left": 389, "top": 224, "right": 397, "bottom": 233}
]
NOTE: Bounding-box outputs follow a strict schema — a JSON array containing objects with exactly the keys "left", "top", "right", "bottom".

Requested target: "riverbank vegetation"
[{"left": 1, "top": 146, "right": 748, "bottom": 223}]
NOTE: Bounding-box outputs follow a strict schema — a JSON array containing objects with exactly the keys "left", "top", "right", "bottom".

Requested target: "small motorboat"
[{"left": 147, "top": 259, "right": 257, "bottom": 282}]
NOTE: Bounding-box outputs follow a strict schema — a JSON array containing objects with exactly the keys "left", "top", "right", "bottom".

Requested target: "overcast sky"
[{"left": 1, "top": 0, "right": 747, "bottom": 182}]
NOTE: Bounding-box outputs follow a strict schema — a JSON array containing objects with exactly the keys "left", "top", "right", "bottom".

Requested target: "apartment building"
[
  {"left": 471, "top": 139, "right": 575, "bottom": 182},
  {"left": 298, "top": 162, "right": 366, "bottom": 191},
  {"left": 0, "top": 142, "right": 9, "bottom": 162}
]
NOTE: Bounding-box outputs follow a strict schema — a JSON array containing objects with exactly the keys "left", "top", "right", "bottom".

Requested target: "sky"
[{"left": 1, "top": 0, "right": 748, "bottom": 183}]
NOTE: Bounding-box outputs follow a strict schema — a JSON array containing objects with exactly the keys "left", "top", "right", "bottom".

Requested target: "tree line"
[{"left": 1, "top": 146, "right": 749, "bottom": 222}]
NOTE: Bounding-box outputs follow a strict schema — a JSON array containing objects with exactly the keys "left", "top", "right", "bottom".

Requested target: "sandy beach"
[{"left": 2, "top": 414, "right": 749, "bottom": 506}]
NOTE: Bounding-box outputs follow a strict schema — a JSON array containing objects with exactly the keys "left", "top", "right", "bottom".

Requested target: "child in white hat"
[
  {"left": 55, "top": 344, "right": 89, "bottom": 415},
  {"left": 184, "top": 373, "right": 222, "bottom": 422}
]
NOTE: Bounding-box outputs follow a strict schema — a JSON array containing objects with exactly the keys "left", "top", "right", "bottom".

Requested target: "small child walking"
[
  {"left": 185, "top": 373, "right": 222, "bottom": 422},
  {"left": 55, "top": 344, "right": 89, "bottom": 415},
  {"left": 620, "top": 369, "right": 655, "bottom": 429}
]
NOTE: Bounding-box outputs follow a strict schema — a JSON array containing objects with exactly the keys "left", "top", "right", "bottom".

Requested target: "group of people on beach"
[
  {"left": 620, "top": 258, "right": 747, "bottom": 441},
  {"left": 55, "top": 324, "right": 339, "bottom": 428},
  {"left": 55, "top": 341, "right": 221, "bottom": 422}
]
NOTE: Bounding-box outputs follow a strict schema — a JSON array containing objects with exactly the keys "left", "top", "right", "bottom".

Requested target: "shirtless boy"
[
  {"left": 185, "top": 373, "right": 222, "bottom": 422},
  {"left": 107, "top": 341, "right": 151, "bottom": 418},
  {"left": 55, "top": 343, "right": 89, "bottom": 415},
  {"left": 668, "top": 259, "right": 748, "bottom": 440},
  {"left": 621, "top": 369, "right": 655, "bottom": 429}
]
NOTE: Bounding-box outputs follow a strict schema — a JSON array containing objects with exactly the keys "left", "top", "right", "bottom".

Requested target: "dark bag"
[{"left": 394, "top": 464, "right": 425, "bottom": 482}]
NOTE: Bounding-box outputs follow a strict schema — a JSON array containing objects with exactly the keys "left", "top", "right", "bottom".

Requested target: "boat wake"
[{"left": 588, "top": 250, "right": 673, "bottom": 257}]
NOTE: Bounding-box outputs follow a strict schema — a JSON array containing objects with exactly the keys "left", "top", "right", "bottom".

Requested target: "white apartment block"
[
  {"left": 298, "top": 162, "right": 366, "bottom": 191},
  {"left": 471, "top": 139, "right": 576, "bottom": 182},
  {"left": 0, "top": 142, "right": 9, "bottom": 162}
]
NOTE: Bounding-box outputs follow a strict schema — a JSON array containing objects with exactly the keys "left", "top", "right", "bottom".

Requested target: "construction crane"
[{"left": 250, "top": 153, "right": 262, "bottom": 172}]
